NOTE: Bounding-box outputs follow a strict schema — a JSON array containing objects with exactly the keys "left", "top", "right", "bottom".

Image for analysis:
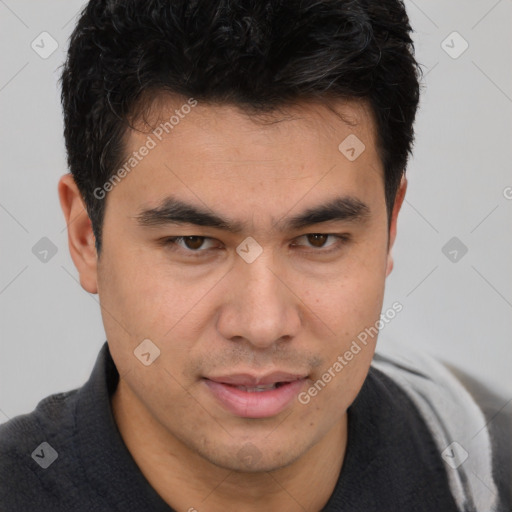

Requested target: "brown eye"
[
  {"left": 291, "top": 233, "right": 350, "bottom": 254},
  {"left": 306, "top": 234, "right": 329, "bottom": 247},
  {"left": 162, "top": 236, "right": 220, "bottom": 255},
  {"left": 182, "top": 236, "right": 206, "bottom": 250}
]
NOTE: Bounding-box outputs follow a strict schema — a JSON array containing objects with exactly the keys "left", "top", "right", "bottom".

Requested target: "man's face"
[{"left": 96, "top": 98, "right": 394, "bottom": 472}]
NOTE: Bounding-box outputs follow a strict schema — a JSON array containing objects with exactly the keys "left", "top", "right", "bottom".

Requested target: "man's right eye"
[{"left": 161, "top": 236, "right": 222, "bottom": 254}]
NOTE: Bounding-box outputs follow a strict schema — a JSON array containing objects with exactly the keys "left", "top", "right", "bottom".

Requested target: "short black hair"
[{"left": 60, "top": 0, "right": 422, "bottom": 254}]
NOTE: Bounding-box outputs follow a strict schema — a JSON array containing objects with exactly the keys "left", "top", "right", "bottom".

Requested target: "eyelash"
[{"left": 160, "top": 234, "right": 351, "bottom": 257}]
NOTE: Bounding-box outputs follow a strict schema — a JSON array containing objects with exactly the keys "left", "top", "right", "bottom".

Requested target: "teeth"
[{"left": 235, "top": 383, "right": 277, "bottom": 392}]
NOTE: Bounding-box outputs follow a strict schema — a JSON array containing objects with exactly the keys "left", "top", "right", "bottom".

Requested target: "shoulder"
[
  {"left": 0, "top": 390, "right": 83, "bottom": 510},
  {"left": 0, "top": 389, "right": 77, "bottom": 460},
  {"left": 372, "top": 340, "right": 510, "bottom": 512}
]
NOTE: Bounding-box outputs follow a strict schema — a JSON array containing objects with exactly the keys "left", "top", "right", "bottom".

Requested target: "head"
[{"left": 59, "top": 0, "right": 420, "bottom": 473}]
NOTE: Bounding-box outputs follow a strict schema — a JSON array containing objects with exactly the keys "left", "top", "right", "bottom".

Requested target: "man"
[{"left": 0, "top": 1, "right": 508, "bottom": 511}]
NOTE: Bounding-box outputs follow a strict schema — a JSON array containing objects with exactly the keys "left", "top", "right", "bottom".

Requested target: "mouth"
[
  {"left": 226, "top": 382, "right": 287, "bottom": 392},
  {"left": 203, "top": 372, "right": 308, "bottom": 418}
]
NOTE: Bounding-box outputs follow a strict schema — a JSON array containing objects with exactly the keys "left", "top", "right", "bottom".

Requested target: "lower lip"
[{"left": 203, "top": 379, "right": 306, "bottom": 418}]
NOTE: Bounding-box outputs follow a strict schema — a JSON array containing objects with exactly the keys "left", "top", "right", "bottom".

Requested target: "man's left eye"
[{"left": 292, "top": 234, "right": 350, "bottom": 251}]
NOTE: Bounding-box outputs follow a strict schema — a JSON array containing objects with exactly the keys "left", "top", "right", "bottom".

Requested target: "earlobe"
[
  {"left": 386, "top": 176, "right": 407, "bottom": 277},
  {"left": 58, "top": 174, "right": 99, "bottom": 294}
]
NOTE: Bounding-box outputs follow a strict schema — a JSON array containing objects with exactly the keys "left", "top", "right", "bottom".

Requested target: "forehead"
[
  {"left": 111, "top": 97, "right": 385, "bottom": 227},
  {"left": 127, "top": 94, "right": 378, "bottom": 158}
]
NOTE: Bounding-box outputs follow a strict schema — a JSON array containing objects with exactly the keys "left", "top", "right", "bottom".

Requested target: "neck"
[{"left": 112, "top": 377, "right": 347, "bottom": 512}]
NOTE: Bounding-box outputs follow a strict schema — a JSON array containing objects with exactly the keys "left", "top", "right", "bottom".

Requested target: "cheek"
[
  {"left": 98, "top": 244, "right": 200, "bottom": 336},
  {"left": 299, "top": 275, "right": 383, "bottom": 416},
  {"left": 307, "top": 277, "right": 384, "bottom": 386},
  {"left": 298, "top": 239, "right": 387, "bottom": 394},
  {"left": 305, "top": 247, "right": 387, "bottom": 338},
  {"left": 98, "top": 245, "right": 225, "bottom": 383}
]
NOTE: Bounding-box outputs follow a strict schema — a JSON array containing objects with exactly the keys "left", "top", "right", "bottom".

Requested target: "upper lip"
[{"left": 206, "top": 372, "right": 307, "bottom": 387}]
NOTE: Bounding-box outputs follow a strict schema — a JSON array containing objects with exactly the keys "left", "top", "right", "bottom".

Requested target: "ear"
[
  {"left": 385, "top": 176, "right": 407, "bottom": 277},
  {"left": 58, "top": 174, "right": 99, "bottom": 293}
]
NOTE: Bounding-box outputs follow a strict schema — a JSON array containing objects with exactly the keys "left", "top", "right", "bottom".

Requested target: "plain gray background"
[{"left": 1, "top": 0, "right": 511, "bottom": 424}]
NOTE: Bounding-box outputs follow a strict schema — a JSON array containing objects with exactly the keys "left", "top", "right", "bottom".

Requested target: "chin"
[{"left": 200, "top": 439, "right": 308, "bottom": 474}]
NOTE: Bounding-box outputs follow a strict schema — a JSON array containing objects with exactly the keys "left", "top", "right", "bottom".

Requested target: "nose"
[{"left": 216, "top": 248, "right": 301, "bottom": 349}]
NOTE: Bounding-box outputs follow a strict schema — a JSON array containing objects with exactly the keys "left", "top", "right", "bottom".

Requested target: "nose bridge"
[
  {"left": 244, "top": 252, "right": 282, "bottom": 305},
  {"left": 218, "top": 248, "right": 300, "bottom": 347}
]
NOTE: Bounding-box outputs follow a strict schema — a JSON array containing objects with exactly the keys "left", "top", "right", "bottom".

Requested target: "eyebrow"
[{"left": 135, "top": 195, "right": 370, "bottom": 232}]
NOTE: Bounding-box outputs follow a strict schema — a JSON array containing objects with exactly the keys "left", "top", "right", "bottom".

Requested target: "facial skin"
[{"left": 59, "top": 97, "right": 406, "bottom": 512}]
